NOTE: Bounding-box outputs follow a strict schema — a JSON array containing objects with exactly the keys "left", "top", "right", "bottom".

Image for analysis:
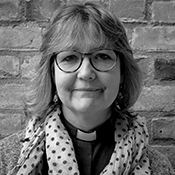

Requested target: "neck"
[{"left": 62, "top": 105, "right": 111, "bottom": 132}]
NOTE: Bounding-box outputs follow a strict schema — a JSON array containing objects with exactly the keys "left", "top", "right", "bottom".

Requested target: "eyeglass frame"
[{"left": 53, "top": 49, "right": 120, "bottom": 73}]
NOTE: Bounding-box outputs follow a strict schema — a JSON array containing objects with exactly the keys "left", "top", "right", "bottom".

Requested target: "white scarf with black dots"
[{"left": 9, "top": 108, "right": 150, "bottom": 175}]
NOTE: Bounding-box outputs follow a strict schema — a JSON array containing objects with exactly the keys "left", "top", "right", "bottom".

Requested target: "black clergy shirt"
[{"left": 60, "top": 113, "right": 116, "bottom": 175}]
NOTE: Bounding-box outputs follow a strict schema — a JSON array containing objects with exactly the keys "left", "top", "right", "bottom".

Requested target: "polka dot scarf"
[{"left": 9, "top": 108, "right": 150, "bottom": 175}]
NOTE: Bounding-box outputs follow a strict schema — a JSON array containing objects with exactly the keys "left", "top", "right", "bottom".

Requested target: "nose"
[{"left": 77, "top": 56, "right": 96, "bottom": 81}]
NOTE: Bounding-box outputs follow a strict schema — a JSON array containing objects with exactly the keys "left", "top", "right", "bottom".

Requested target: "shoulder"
[
  {"left": 0, "top": 130, "right": 24, "bottom": 175},
  {"left": 123, "top": 112, "right": 175, "bottom": 174},
  {"left": 146, "top": 145, "right": 175, "bottom": 175},
  {"left": 123, "top": 112, "right": 148, "bottom": 133}
]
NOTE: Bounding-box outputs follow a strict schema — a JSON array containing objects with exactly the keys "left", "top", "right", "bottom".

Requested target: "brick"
[
  {"left": 135, "top": 55, "right": 154, "bottom": 83},
  {"left": 26, "top": 0, "right": 63, "bottom": 20},
  {"left": 0, "top": 83, "right": 28, "bottom": 109},
  {"left": 133, "top": 85, "right": 175, "bottom": 111},
  {"left": 132, "top": 26, "right": 175, "bottom": 51},
  {"left": 21, "top": 52, "right": 41, "bottom": 78},
  {"left": 27, "top": 0, "right": 110, "bottom": 21},
  {"left": 135, "top": 111, "right": 169, "bottom": 137},
  {"left": 0, "top": 24, "right": 42, "bottom": 50},
  {"left": 0, "top": 55, "right": 20, "bottom": 78},
  {"left": 109, "top": 0, "right": 145, "bottom": 19},
  {"left": 0, "top": 0, "right": 20, "bottom": 20},
  {"left": 151, "top": 118, "right": 175, "bottom": 140},
  {"left": 0, "top": 112, "right": 26, "bottom": 138},
  {"left": 152, "top": 1, "right": 175, "bottom": 23},
  {"left": 135, "top": 52, "right": 175, "bottom": 84},
  {"left": 154, "top": 58, "right": 175, "bottom": 81},
  {"left": 67, "top": 0, "right": 109, "bottom": 8}
]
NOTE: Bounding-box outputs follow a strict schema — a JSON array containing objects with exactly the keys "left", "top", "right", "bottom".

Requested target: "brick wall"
[{"left": 0, "top": 0, "right": 175, "bottom": 168}]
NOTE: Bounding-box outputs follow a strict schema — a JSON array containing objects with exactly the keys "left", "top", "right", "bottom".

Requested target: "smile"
[
  {"left": 73, "top": 88, "right": 103, "bottom": 92},
  {"left": 76, "top": 89, "right": 98, "bottom": 91}
]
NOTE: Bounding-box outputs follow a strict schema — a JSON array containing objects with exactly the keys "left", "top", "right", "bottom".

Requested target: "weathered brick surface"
[
  {"left": 152, "top": 1, "right": 175, "bottom": 23},
  {"left": 132, "top": 26, "right": 175, "bottom": 51},
  {"left": 0, "top": 24, "right": 42, "bottom": 50},
  {"left": 26, "top": 0, "right": 64, "bottom": 21},
  {"left": 0, "top": 55, "right": 20, "bottom": 78},
  {"left": 109, "top": 0, "right": 145, "bottom": 19},
  {"left": 0, "top": 83, "right": 28, "bottom": 109},
  {"left": 0, "top": 52, "right": 41, "bottom": 79},
  {"left": 136, "top": 111, "right": 172, "bottom": 136},
  {"left": 0, "top": 112, "right": 26, "bottom": 139},
  {"left": 135, "top": 55, "right": 154, "bottom": 84},
  {"left": 154, "top": 58, "right": 175, "bottom": 81},
  {"left": 135, "top": 52, "right": 175, "bottom": 84},
  {"left": 0, "top": 0, "right": 21, "bottom": 20},
  {"left": 21, "top": 52, "right": 41, "bottom": 78},
  {"left": 133, "top": 85, "right": 175, "bottom": 112},
  {"left": 151, "top": 118, "right": 175, "bottom": 140}
]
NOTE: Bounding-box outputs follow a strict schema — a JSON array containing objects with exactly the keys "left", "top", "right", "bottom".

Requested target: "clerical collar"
[
  {"left": 76, "top": 129, "right": 96, "bottom": 141},
  {"left": 60, "top": 113, "right": 115, "bottom": 142}
]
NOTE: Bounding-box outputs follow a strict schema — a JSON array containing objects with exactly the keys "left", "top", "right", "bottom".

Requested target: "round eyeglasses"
[{"left": 53, "top": 49, "right": 119, "bottom": 73}]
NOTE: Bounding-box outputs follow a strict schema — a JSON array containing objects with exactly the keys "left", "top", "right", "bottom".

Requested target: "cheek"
[
  {"left": 107, "top": 79, "right": 120, "bottom": 106},
  {"left": 55, "top": 76, "right": 72, "bottom": 105},
  {"left": 107, "top": 76, "right": 120, "bottom": 96},
  {"left": 54, "top": 66, "right": 75, "bottom": 97},
  {"left": 105, "top": 69, "right": 121, "bottom": 100},
  {"left": 55, "top": 74, "right": 72, "bottom": 92}
]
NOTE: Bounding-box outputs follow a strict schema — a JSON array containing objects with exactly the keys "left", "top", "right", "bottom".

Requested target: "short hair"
[{"left": 25, "top": 1, "right": 142, "bottom": 119}]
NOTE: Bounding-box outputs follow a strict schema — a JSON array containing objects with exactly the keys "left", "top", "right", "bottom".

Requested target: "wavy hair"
[{"left": 25, "top": 1, "right": 142, "bottom": 119}]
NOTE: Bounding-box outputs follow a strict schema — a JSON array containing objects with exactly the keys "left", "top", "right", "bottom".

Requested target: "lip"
[
  {"left": 73, "top": 88, "right": 101, "bottom": 91},
  {"left": 73, "top": 88, "right": 104, "bottom": 92}
]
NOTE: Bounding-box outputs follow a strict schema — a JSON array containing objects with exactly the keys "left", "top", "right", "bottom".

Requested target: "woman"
[{"left": 7, "top": 1, "right": 173, "bottom": 175}]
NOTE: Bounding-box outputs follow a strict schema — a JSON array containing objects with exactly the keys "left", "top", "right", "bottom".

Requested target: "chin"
[
  {"left": 72, "top": 103, "right": 100, "bottom": 114},
  {"left": 74, "top": 105, "right": 94, "bottom": 113}
]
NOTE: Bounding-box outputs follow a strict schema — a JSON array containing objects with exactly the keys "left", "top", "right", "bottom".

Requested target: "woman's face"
[{"left": 54, "top": 42, "right": 121, "bottom": 116}]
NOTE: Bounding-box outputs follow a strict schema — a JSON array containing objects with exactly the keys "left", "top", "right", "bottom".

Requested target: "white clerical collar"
[{"left": 76, "top": 129, "right": 96, "bottom": 141}]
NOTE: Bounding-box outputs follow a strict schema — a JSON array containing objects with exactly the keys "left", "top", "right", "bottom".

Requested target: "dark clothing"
[{"left": 60, "top": 114, "right": 116, "bottom": 175}]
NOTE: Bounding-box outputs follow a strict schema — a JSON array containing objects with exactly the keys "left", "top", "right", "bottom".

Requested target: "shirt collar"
[{"left": 60, "top": 113, "right": 116, "bottom": 142}]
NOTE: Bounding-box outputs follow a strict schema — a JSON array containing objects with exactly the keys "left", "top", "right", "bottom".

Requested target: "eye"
[
  {"left": 94, "top": 53, "right": 114, "bottom": 61},
  {"left": 60, "top": 54, "right": 79, "bottom": 63}
]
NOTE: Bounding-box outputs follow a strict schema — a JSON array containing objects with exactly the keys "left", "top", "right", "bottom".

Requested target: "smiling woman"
[
  {"left": 54, "top": 44, "right": 121, "bottom": 131},
  {"left": 7, "top": 1, "right": 174, "bottom": 175}
]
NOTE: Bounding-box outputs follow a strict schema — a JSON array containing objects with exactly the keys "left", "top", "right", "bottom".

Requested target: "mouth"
[
  {"left": 73, "top": 87, "right": 105, "bottom": 92},
  {"left": 71, "top": 88, "right": 104, "bottom": 98},
  {"left": 74, "top": 88, "right": 101, "bottom": 92}
]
